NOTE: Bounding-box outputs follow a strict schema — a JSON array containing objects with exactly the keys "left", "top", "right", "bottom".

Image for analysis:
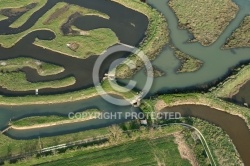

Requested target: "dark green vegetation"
[
  {"left": 169, "top": 0, "right": 238, "bottom": 45},
  {"left": 225, "top": 16, "right": 250, "bottom": 48}
]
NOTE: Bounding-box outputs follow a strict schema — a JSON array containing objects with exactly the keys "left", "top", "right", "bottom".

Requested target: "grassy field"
[
  {"left": 0, "top": 57, "right": 64, "bottom": 76},
  {"left": 11, "top": 109, "right": 100, "bottom": 127},
  {"left": 224, "top": 16, "right": 250, "bottom": 48},
  {"left": 174, "top": 49, "right": 203, "bottom": 73},
  {"left": 183, "top": 118, "right": 242, "bottom": 166},
  {"left": 169, "top": 0, "right": 238, "bottom": 45},
  {"left": 0, "top": 2, "right": 118, "bottom": 59},
  {"left": 0, "top": 127, "right": 110, "bottom": 159},
  {"left": 8, "top": 125, "right": 186, "bottom": 166},
  {"left": 35, "top": 136, "right": 190, "bottom": 166},
  {"left": 0, "top": 72, "right": 75, "bottom": 91},
  {"left": 113, "top": 0, "right": 169, "bottom": 78}
]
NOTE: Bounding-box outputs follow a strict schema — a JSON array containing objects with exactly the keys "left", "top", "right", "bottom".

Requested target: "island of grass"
[
  {"left": 0, "top": 57, "right": 75, "bottom": 91},
  {"left": 0, "top": 14, "right": 7, "bottom": 21},
  {"left": 0, "top": 72, "right": 75, "bottom": 91},
  {"left": 169, "top": 0, "right": 238, "bottom": 46},
  {"left": 224, "top": 16, "right": 250, "bottom": 48},
  {"left": 9, "top": 0, "right": 48, "bottom": 28},
  {"left": 0, "top": 0, "right": 170, "bottom": 104},
  {"left": 10, "top": 109, "right": 101, "bottom": 129},
  {"left": 0, "top": 57, "right": 64, "bottom": 76},
  {"left": 0, "top": 2, "right": 119, "bottom": 59},
  {"left": 172, "top": 48, "right": 203, "bottom": 73},
  {"left": 0, "top": 0, "right": 48, "bottom": 28}
]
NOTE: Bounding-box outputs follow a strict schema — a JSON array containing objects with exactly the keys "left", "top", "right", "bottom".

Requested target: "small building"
[{"left": 140, "top": 119, "right": 148, "bottom": 126}]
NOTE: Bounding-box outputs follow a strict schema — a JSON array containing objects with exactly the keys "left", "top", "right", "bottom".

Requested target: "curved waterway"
[
  {"left": 121, "top": 0, "right": 250, "bottom": 95},
  {"left": 232, "top": 80, "right": 250, "bottom": 105},
  {"left": 0, "top": 0, "right": 148, "bottom": 96},
  {"left": 0, "top": 0, "right": 249, "bottom": 95},
  {"left": 0, "top": 95, "right": 140, "bottom": 140},
  {"left": 0, "top": 0, "right": 250, "bottom": 164},
  {"left": 161, "top": 105, "right": 250, "bottom": 165}
]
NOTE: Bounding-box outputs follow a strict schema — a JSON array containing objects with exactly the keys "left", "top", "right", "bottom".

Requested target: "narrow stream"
[{"left": 161, "top": 104, "right": 250, "bottom": 165}]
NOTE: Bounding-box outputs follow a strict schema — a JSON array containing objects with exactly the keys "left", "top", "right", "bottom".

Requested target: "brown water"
[
  {"left": 233, "top": 80, "right": 250, "bottom": 106},
  {"left": 161, "top": 104, "right": 250, "bottom": 165}
]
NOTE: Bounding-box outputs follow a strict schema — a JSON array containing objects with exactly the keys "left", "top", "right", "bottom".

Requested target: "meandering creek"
[{"left": 0, "top": 0, "right": 250, "bottom": 164}]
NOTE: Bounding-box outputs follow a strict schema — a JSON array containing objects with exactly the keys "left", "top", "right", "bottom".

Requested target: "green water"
[{"left": 127, "top": 0, "right": 250, "bottom": 94}]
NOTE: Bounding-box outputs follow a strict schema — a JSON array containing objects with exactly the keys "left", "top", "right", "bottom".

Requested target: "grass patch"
[
  {"left": 35, "top": 28, "right": 118, "bottom": 59},
  {"left": 11, "top": 116, "right": 67, "bottom": 127},
  {"left": 0, "top": 72, "right": 75, "bottom": 91},
  {"left": 174, "top": 49, "right": 203, "bottom": 73},
  {"left": 11, "top": 109, "right": 101, "bottom": 127},
  {"left": 224, "top": 16, "right": 250, "bottom": 48},
  {"left": 0, "top": 57, "right": 64, "bottom": 76},
  {"left": 169, "top": 0, "right": 238, "bottom": 45},
  {"left": 0, "top": 2, "right": 118, "bottom": 59},
  {"left": 0, "top": 0, "right": 39, "bottom": 9},
  {"left": 0, "top": 14, "right": 7, "bottom": 21}
]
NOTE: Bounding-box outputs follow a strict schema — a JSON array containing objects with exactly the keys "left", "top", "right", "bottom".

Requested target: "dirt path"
[
  {"left": 174, "top": 132, "right": 199, "bottom": 166},
  {"left": 154, "top": 100, "right": 167, "bottom": 112}
]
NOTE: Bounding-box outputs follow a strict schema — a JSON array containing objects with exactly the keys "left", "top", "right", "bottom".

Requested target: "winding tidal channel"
[{"left": 0, "top": 0, "right": 250, "bottom": 164}]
